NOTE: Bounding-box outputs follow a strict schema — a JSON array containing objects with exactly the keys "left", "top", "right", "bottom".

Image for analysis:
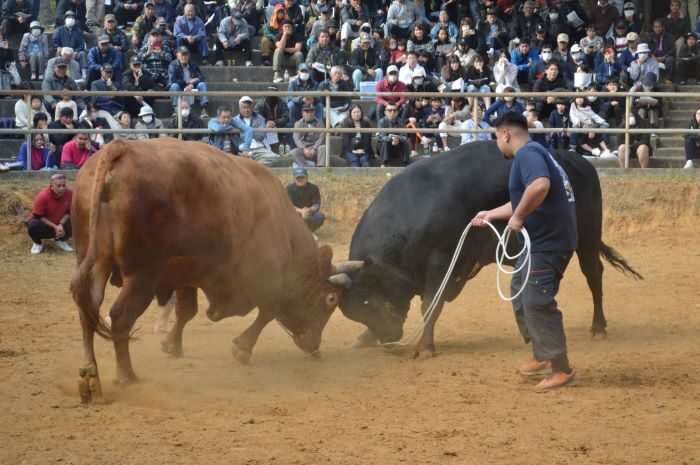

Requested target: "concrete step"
[
  {"left": 653, "top": 147, "right": 685, "bottom": 157},
  {"left": 657, "top": 136, "right": 685, "bottom": 147},
  {"left": 587, "top": 156, "right": 687, "bottom": 168}
]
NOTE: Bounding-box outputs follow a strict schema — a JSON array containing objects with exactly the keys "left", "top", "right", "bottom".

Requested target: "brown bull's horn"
[
  {"left": 328, "top": 273, "right": 352, "bottom": 289},
  {"left": 334, "top": 261, "right": 364, "bottom": 274}
]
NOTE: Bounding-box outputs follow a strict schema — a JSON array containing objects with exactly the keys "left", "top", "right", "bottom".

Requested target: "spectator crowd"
[{"left": 0, "top": 0, "right": 699, "bottom": 170}]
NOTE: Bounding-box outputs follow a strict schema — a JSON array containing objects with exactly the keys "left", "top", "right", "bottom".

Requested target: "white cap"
[
  {"left": 636, "top": 43, "right": 651, "bottom": 53},
  {"left": 386, "top": 64, "right": 399, "bottom": 74},
  {"left": 412, "top": 68, "right": 425, "bottom": 78},
  {"left": 239, "top": 95, "right": 253, "bottom": 104},
  {"left": 570, "top": 44, "right": 581, "bottom": 53}
]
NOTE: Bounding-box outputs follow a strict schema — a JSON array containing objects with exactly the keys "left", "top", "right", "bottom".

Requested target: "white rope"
[{"left": 380, "top": 220, "right": 531, "bottom": 348}]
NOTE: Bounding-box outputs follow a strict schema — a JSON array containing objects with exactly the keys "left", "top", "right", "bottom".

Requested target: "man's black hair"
[
  {"left": 493, "top": 111, "right": 529, "bottom": 132},
  {"left": 33, "top": 112, "right": 48, "bottom": 126}
]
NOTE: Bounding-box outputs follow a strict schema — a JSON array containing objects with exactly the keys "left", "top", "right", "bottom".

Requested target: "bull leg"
[
  {"left": 351, "top": 328, "right": 379, "bottom": 349},
  {"left": 161, "top": 288, "right": 198, "bottom": 358},
  {"left": 413, "top": 297, "right": 446, "bottom": 360},
  {"left": 232, "top": 309, "right": 275, "bottom": 365},
  {"left": 577, "top": 246, "right": 607, "bottom": 337}
]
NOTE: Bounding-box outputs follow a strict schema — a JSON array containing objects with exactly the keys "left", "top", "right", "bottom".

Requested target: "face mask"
[
  {"left": 389, "top": 43, "right": 397, "bottom": 50},
  {"left": 587, "top": 96, "right": 597, "bottom": 102},
  {"left": 413, "top": 78, "right": 424, "bottom": 85},
  {"left": 504, "top": 96, "right": 514, "bottom": 102},
  {"left": 550, "top": 13, "right": 559, "bottom": 20},
  {"left": 629, "top": 116, "right": 636, "bottom": 126},
  {"left": 542, "top": 52, "right": 552, "bottom": 61},
  {"left": 65, "top": 18, "right": 75, "bottom": 28},
  {"left": 572, "top": 52, "right": 582, "bottom": 61},
  {"left": 624, "top": 9, "right": 634, "bottom": 16},
  {"left": 31, "top": 29, "right": 41, "bottom": 37},
  {"left": 388, "top": 75, "right": 398, "bottom": 83},
  {"left": 638, "top": 52, "right": 648, "bottom": 62},
  {"left": 141, "top": 115, "right": 153, "bottom": 123},
  {"left": 181, "top": 109, "right": 190, "bottom": 118}
]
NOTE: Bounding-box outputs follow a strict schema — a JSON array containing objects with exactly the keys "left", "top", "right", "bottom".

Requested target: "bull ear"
[
  {"left": 334, "top": 260, "right": 364, "bottom": 274},
  {"left": 328, "top": 273, "right": 352, "bottom": 289},
  {"left": 325, "top": 292, "right": 339, "bottom": 307}
]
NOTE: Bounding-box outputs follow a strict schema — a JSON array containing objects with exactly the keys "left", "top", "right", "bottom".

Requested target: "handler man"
[
  {"left": 470, "top": 112, "right": 579, "bottom": 392},
  {"left": 28, "top": 173, "right": 74, "bottom": 255}
]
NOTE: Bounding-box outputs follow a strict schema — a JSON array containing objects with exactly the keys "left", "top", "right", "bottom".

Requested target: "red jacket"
[{"left": 375, "top": 78, "right": 408, "bottom": 106}]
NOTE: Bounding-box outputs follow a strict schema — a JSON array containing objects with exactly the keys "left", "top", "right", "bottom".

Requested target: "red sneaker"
[
  {"left": 534, "top": 370, "right": 580, "bottom": 392},
  {"left": 518, "top": 359, "right": 552, "bottom": 376}
]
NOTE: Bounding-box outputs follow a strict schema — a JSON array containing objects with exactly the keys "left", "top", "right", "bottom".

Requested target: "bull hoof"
[
  {"left": 160, "top": 339, "right": 184, "bottom": 358},
  {"left": 231, "top": 338, "right": 252, "bottom": 365},
  {"left": 351, "top": 329, "right": 378, "bottom": 349},
  {"left": 310, "top": 350, "right": 322, "bottom": 360},
  {"left": 78, "top": 365, "right": 103, "bottom": 404},
  {"left": 412, "top": 349, "right": 435, "bottom": 360},
  {"left": 113, "top": 375, "right": 138, "bottom": 389},
  {"left": 590, "top": 328, "right": 608, "bottom": 339}
]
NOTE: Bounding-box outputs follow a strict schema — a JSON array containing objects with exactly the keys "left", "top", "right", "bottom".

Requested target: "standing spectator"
[
  {"left": 306, "top": 28, "right": 346, "bottom": 83},
  {"left": 168, "top": 46, "right": 209, "bottom": 118},
  {"left": 590, "top": 0, "right": 619, "bottom": 38},
  {"left": 340, "top": 104, "right": 373, "bottom": 167},
  {"left": 233, "top": 96, "right": 280, "bottom": 166},
  {"left": 286, "top": 166, "right": 325, "bottom": 236},
  {"left": 215, "top": 7, "right": 252, "bottom": 67},
  {"left": 61, "top": 131, "right": 97, "bottom": 169},
  {"left": 115, "top": 0, "right": 145, "bottom": 26},
  {"left": 273, "top": 19, "right": 305, "bottom": 83},
  {"left": 290, "top": 103, "right": 326, "bottom": 167},
  {"left": 87, "top": 35, "right": 122, "bottom": 88},
  {"left": 617, "top": 112, "right": 651, "bottom": 168},
  {"left": 350, "top": 33, "right": 383, "bottom": 91},
  {"left": 165, "top": 99, "right": 206, "bottom": 140},
  {"left": 287, "top": 63, "right": 323, "bottom": 123},
  {"left": 255, "top": 87, "right": 291, "bottom": 149},
  {"left": 138, "top": 28, "right": 172, "bottom": 89},
  {"left": 48, "top": 107, "right": 79, "bottom": 164},
  {"left": 207, "top": 104, "right": 252, "bottom": 155},
  {"left": 683, "top": 106, "right": 700, "bottom": 168},
  {"left": 52, "top": 10, "right": 87, "bottom": 78},
  {"left": 101, "top": 14, "right": 129, "bottom": 53},
  {"left": 28, "top": 174, "right": 74, "bottom": 255},
  {"left": 18, "top": 20, "right": 48, "bottom": 81},
  {"left": 647, "top": 20, "right": 677, "bottom": 83},
  {"left": 122, "top": 55, "right": 156, "bottom": 117},
  {"left": 386, "top": 0, "right": 424, "bottom": 39},
  {"left": 173, "top": 3, "right": 209, "bottom": 64},
  {"left": 377, "top": 102, "right": 410, "bottom": 166},
  {"left": 678, "top": 31, "right": 700, "bottom": 84},
  {"left": 132, "top": 1, "right": 159, "bottom": 49},
  {"left": 134, "top": 105, "right": 165, "bottom": 139},
  {"left": 1, "top": 0, "right": 33, "bottom": 39},
  {"left": 317, "top": 65, "right": 353, "bottom": 127},
  {"left": 90, "top": 63, "right": 124, "bottom": 116},
  {"left": 5, "top": 134, "right": 56, "bottom": 171},
  {"left": 42, "top": 59, "right": 83, "bottom": 117}
]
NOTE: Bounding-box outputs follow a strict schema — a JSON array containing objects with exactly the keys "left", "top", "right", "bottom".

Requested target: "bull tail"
[
  {"left": 600, "top": 241, "right": 644, "bottom": 280},
  {"left": 70, "top": 140, "right": 129, "bottom": 341}
]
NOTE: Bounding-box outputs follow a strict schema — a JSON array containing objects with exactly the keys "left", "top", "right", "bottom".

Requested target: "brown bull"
[{"left": 71, "top": 139, "right": 352, "bottom": 404}]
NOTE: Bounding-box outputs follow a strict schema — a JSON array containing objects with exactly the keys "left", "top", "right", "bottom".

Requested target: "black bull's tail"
[
  {"left": 600, "top": 241, "right": 644, "bottom": 280},
  {"left": 70, "top": 140, "right": 129, "bottom": 341}
]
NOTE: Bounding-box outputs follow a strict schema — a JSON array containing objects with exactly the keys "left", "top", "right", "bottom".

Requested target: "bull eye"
[{"left": 363, "top": 300, "right": 369, "bottom": 305}]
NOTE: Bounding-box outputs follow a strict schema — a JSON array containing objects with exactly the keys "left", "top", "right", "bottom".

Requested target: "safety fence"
[{"left": 1, "top": 88, "right": 697, "bottom": 170}]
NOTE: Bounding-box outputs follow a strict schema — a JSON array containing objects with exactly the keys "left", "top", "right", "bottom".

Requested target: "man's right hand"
[
  {"left": 222, "top": 40, "right": 230, "bottom": 49},
  {"left": 470, "top": 210, "right": 491, "bottom": 227},
  {"left": 55, "top": 224, "right": 65, "bottom": 238}
]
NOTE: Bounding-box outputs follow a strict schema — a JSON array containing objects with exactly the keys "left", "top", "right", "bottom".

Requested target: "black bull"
[{"left": 337, "top": 140, "right": 643, "bottom": 357}]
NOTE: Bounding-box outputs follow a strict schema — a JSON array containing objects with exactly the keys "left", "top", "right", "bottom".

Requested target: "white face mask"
[
  {"left": 541, "top": 52, "right": 552, "bottom": 61},
  {"left": 181, "top": 109, "right": 190, "bottom": 118},
  {"left": 65, "top": 18, "right": 75, "bottom": 28},
  {"left": 299, "top": 72, "right": 310, "bottom": 81},
  {"left": 141, "top": 115, "right": 153, "bottom": 123},
  {"left": 624, "top": 9, "right": 634, "bottom": 16},
  {"left": 31, "top": 29, "right": 41, "bottom": 37},
  {"left": 550, "top": 13, "right": 559, "bottom": 20},
  {"left": 638, "top": 52, "right": 648, "bottom": 62},
  {"left": 629, "top": 116, "right": 636, "bottom": 126},
  {"left": 587, "top": 96, "right": 597, "bottom": 102},
  {"left": 413, "top": 78, "right": 424, "bottom": 85},
  {"left": 388, "top": 75, "right": 398, "bottom": 83}
]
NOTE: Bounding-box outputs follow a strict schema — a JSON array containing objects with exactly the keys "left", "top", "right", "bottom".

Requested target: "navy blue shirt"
[{"left": 509, "top": 141, "right": 578, "bottom": 252}]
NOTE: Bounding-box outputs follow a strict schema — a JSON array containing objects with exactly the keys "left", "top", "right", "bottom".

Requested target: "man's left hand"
[{"left": 507, "top": 215, "right": 524, "bottom": 232}]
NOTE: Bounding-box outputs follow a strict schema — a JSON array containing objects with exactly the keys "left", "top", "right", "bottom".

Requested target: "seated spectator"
[
  {"left": 432, "top": 27, "right": 455, "bottom": 72},
  {"left": 510, "top": 1, "right": 543, "bottom": 42},
  {"left": 288, "top": 62, "right": 323, "bottom": 122},
  {"left": 526, "top": 108, "right": 547, "bottom": 147},
  {"left": 33, "top": 112, "right": 50, "bottom": 141},
  {"left": 27, "top": 174, "right": 74, "bottom": 255},
  {"left": 113, "top": 110, "right": 139, "bottom": 140},
  {"left": 580, "top": 40, "right": 603, "bottom": 71},
  {"left": 52, "top": 10, "right": 87, "bottom": 78},
  {"left": 87, "top": 35, "right": 122, "bottom": 89},
  {"left": 599, "top": 79, "right": 625, "bottom": 140},
  {"left": 273, "top": 19, "right": 304, "bottom": 82},
  {"left": 165, "top": 99, "right": 205, "bottom": 140},
  {"left": 453, "top": 36, "right": 478, "bottom": 70},
  {"left": 260, "top": 3, "right": 286, "bottom": 66},
  {"left": 1, "top": 0, "right": 33, "bottom": 39},
  {"left": 547, "top": 97, "right": 570, "bottom": 150},
  {"left": 661, "top": 0, "right": 691, "bottom": 56},
  {"left": 590, "top": 0, "right": 618, "bottom": 37},
  {"left": 398, "top": 51, "right": 424, "bottom": 85},
  {"left": 340, "top": 104, "right": 373, "bottom": 167},
  {"left": 306, "top": 28, "right": 346, "bottom": 83},
  {"left": 569, "top": 93, "right": 609, "bottom": 151},
  {"left": 440, "top": 55, "right": 465, "bottom": 91},
  {"left": 43, "top": 59, "right": 84, "bottom": 117},
  {"left": 465, "top": 55, "right": 493, "bottom": 109},
  {"left": 234, "top": 96, "right": 280, "bottom": 166},
  {"left": 168, "top": 46, "right": 209, "bottom": 118},
  {"left": 115, "top": 0, "right": 143, "bottom": 27},
  {"left": 255, "top": 86, "right": 291, "bottom": 148},
  {"left": 54, "top": 88, "right": 78, "bottom": 122},
  {"left": 528, "top": 44, "right": 562, "bottom": 87},
  {"left": 678, "top": 32, "right": 700, "bottom": 84},
  {"left": 132, "top": 1, "right": 159, "bottom": 49},
  {"left": 80, "top": 102, "right": 113, "bottom": 149},
  {"left": 459, "top": 104, "right": 492, "bottom": 145},
  {"left": 215, "top": 7, "right": 252, "bottom": 67},
  {"left": 101, "top": 14, "right": 128, "bottom": 53},
  {"left": 282, "top": 0, "right": 304, "bottom": 38},
  {"left": 510, "top": 40, "right": 540, "bottom": 86},
  {"left": 15, "top": 84, "right": 50, "bottom": 130},
  {"left": 134, "top": 105, "right": 164, "bottom": 139},
  {"left": 493, "top": 51, "right": 520, "bottom": 92},
  {"left": 155, "top": 16, "right": 176, "bottom": 50},
  {"left": 422, "top": 96, "right": 445, "bottom": 150},
  {"left": 387, "top": 37, "right": 408, "bottom": 67},
  {"left": 579, "top": 24, "right": 604, "bottom": 54},
  {"left": 61, "top": 131, "right": 96, "bottom": 169},
  {"left": 479, "top": 9, "right": 508, "bottom": 55},
  {"left": 629, "top": 43, "right": 660, "bottom": 91},
  {"left": 375, "top": 64, "right": 408, "bottom": 122},
  {"left": 18, "top": 20, "right": 48, "bottom": 81},
  {"left": 633, "top": 77, "right": 663, "bottom": 128},
  {"left": 575, "top": 127, "right": 614, "bottom": 159},
  {"left": 596, "top": 47, "right": 624, "bottom": 86},
  {"left": 173, "top": 0, "right": 206, "bottom": 20},
  {"left": 611, "top": 20, "right": 631, "bottom": 55},
  {"left": 340, "top": 0, "right": 370, "bottom": 48},
  {"left": 407, "top": 23, "right": 434, "bottom": 59},
  {"left": 377, "top": 102, "right": 410, "bottom": 166},
  {"left": 90, "top": 63, "right": 124, "bottom": 118},
  {"left": 430, "top": 9, "right": 458, "bottom": 41},
  {"left": 46, "top": 48, "right": 83, "bottom": 88},
  {"left": 0, "top": 33, "right": 15, "bottom": 91},
  {"left": 683, "top": 106, "right": 700, "bottom": 168},
  {"left": 350, "top": 33, "right": 383, "bottom": 91},
  {"left": 317, "top": 65, "right": 353, "bottom": 127},
  {"left": 407, "top": 66, "right": 438, "bottom": 93},
  {"left": 558, "top": 0, "right": 589, "bottom": 42},
  {"left": 138, "top": 28, "right": 173, "bottom": 89},
  {"left": 290, "top": 103, "right": 326, "bottom": 167},
  {"left": 307, "top": 4, "right": 333, "bottom": 48},
  {"left": 552, "top": 33, "right": 570, "bottom": 65},
  {"left": 286, "top": 166, "right": 325, "bottom": 236},
  {"left": 620, "top": 2, "right": 642, "bottom": 33},
  {"left": 529, "top": 23, "right": 550, "bottom": 52},
  {"left": 483, "top": 87, "right": 524, "bottom": 125},
  {"left": 415, "top": 49, "right": 436, "bottom": 77},
  {"left": 5, "top": 134, "right": 57, "bottom": 171},
  {"left": 234, "top": 0, "right": 259, "bottom": 36},
  {"left": 438, "top": 99, "right": 468, "bottom": 149},
  {"left": 386, "top": 0, "right": 424, "bottom": 39},
  {"left": 153, "top": 0, "right": 175, "bottom": 27},
  {"left": 207, "top": 104, "right": 252, "bottom": 155},
  {"left": 173, "top": 4, "right": 208, "bottom": 64},
  {"left": 617, "top": 112, "right": 651, "bottom": 168},
  {"left": 646, "top": 20, "right": 676, "bottom": 83},
  {"left": 533, "top": 62, "right": 569, "bottom": 117},
  {"left": 122, "top": 55, "right": 156, "bottom": 117}
]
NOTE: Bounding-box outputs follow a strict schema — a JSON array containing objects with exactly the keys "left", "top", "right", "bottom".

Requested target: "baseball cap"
[
  {"left": 626, "top": 32, "right": 639, "bottom": 42},
  {"left": 97, "top": 34, "right": 110, "bottom": 44},
  {"left": 293, "top": 166, "right": 308, "bottom": 178},
  {"left": 360, "top": 33, "right": 371, "bottom": 43},
  {"left": 64, "top": 10, "right": 75, "bottom": 17},
  {"left": 616, "top": 20, "right": 628, "bottom": 28},
  {"left": 386, "top": 64, "right": 398, "bottom": 74},
  {"left": 176, "top": 45, "right": 190, "bottom": 54},
  {"left": 101, "top": 63, "right": 114, "bottom": 72},
  {"left": 557, "top": 33, "right": 569, "bottom": 43},
  {"left": 239, "top": 96, "right": 253, "bottom": 104},
  {"left": 319, "top": 4, "right": 331, "bottom": 13},
  {"left": 412, "top": 67, "right": 425, "bottom": 78},
  {"left": 298, "top": 62, "right": 309, "bottom": 71},
  {"left": 104, "top": 13, "right": 116, "bottom": 22},
  {"left": 59, "top": 107, "right": 74, "bottom": 117},
  {"left": 623, "top": 1, "right": 634, "bottom": 8},
  {"left": 53, "top": 58, "right": 68, "bottom": 67},
  {"left": 687, "top": 31, "right": 698, "bottom": 39},
  {"left": 149, "top": 28, "right": 163, "bottom": 35},
  {"left": 130, "top": 55, "right": 142, "bottom": 65},
  {"left": 327, "top": 19, "right": 338, "bottom": 29},
  {"left": 535, "top": 23, "right": 545, "bottom": 32},
  {"left": 570, "top": 44, "right": 581, "bottom": 53},
  {"left": 145, "top": 0, "right": 156, "bottom": 7},
  {"left": 157, "top": 16, "right": 168, "bottom": 25},
  {"left": 301, "top": 103, "right": 314, "bottom": 111}
]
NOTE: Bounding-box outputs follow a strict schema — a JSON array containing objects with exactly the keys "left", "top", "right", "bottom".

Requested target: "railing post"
[
  {"left": 325, "top": 94, "right": 330, "bottom": 168},
  {"left": 25, "top": 92, "right": 32, "bottom": 170},
  {"left": 624, "top": 94, "right": 631, "bottom": 169},
  {"left": 177, "top": 95, "right": 183, "bottom": 140}
]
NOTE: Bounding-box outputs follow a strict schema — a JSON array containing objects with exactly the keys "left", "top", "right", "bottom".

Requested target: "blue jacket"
[
  {"left": 208, "top": 117, "right": 253, "bottom": 152},
  {"left": 483, "top": 99, "right": 525, "bottom": 125},
  {"left": 510, "top": 48, "right": 540, "bottom": 72},
  {"left": 595, "top": 60, "right": 623, "bottom": 85},
  {"left": 87, "top": 45, "right": 122, "bottom": 73},
  {"left": 13, "top": 142, "right": 56, "bottom": 170},
  {"left": 173, "top": 15, "right": 206, "bottom": 42},
  {"left": 287, "top": 76, "right": 321, "bottom": 106},
  {"left": 52, "top": 26, "right": 85, "bottom": 52},
  {"left": 168, "top": 59, "right": 205, "bottom": 89},
  {"left": 90, "top": 79, "right": 124, "bottom": 115},
  {"left": 155, "top": 0, "right": 176, "bottom": 26}
]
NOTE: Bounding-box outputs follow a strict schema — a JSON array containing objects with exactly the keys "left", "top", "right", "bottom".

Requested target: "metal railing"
[{"left": 2, "top": 88, "right": 696, "bottom": 170}]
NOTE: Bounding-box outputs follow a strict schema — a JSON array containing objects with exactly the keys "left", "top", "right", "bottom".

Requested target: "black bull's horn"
[{"left": 334, "top": 261, "right": 364, "bottom": 274}]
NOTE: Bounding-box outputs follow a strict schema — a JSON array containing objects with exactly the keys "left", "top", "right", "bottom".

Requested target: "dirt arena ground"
[{"left": 0, "top": 174, "right": 698, "bottom": 465}]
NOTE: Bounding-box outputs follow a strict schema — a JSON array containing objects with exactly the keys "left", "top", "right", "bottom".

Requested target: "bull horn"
[
  {"left": 328, "top": 273, "right": 352, "bottom": 289},
  {"left": 334, "top": 260, "right": 364, "bottom": 274}
]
